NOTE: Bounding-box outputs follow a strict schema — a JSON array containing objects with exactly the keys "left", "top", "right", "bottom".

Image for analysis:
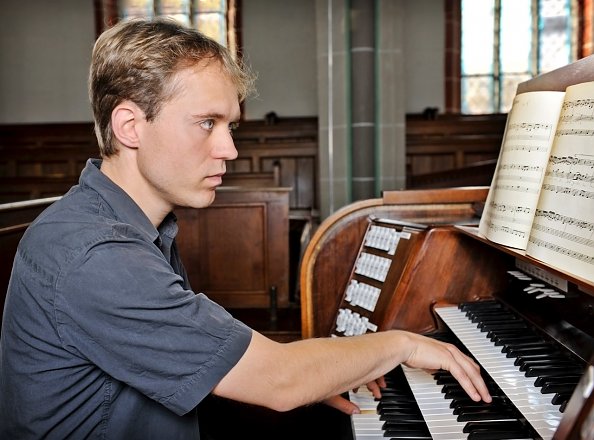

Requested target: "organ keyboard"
[
  {"left": 342, "top": 224, "right": 594, "bottom": 439},
  {"left": 300, "top": 204, "right": 594, "bottom": 439},
  {"left": 434, "top": 303, "right": 569, "bottom": 439},
  {"left": 348, "top": 298, "right": 592, "bottom": 439}
]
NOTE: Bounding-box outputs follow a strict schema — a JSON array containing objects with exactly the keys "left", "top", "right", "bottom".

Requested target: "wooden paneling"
[
  {"left": 0, "top": 118, "right": 320, "bottom": 218},
  {"left": 0, "top": 114, "right": 507, "bottom": 206},
  {"left": 405, "top": 113, "right": 506, "bottom": 188},
  {"left": 175, "top": 186, "right": 291, "bottom": 309},
  {"left": 226, "top": 117, "right": 318, "bottom": 217}
]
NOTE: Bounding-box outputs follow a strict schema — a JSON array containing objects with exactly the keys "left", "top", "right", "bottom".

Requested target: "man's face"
[{"left": 135, "top": 61, "right": 241, "bottom": 210}]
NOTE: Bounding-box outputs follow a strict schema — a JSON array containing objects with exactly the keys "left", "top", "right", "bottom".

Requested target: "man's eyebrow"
[
  {"left": 190, "top": 112, "right": 226, "bottom": 120},
  {"left": 190, "top": 112, "right": 240, "bottom": 123}
]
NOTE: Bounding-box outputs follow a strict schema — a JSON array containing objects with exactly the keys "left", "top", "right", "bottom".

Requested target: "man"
[{"left": 0, "top": 18, "right": 491, "bottom": 439}]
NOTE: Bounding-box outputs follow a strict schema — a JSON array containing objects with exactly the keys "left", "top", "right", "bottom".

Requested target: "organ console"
[
  {"left": 299, "top": 55, "right": 594, "bottom": 439},
  {"left": 300, "top": 192, "right": 594, "bottom": 440}
]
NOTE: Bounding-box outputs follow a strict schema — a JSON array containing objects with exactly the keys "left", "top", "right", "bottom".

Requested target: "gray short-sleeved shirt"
[{"left": 0, "top": 159, "right": 253, "bottom": 439}]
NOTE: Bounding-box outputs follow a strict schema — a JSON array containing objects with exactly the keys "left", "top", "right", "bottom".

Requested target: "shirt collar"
[{"left": 80, "top": 159, "right": 178, "bottom": 244}]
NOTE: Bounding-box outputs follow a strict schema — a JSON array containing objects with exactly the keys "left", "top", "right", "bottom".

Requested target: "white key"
[{"left": 435, "top": 305, "right": 564, "bottom": 440}]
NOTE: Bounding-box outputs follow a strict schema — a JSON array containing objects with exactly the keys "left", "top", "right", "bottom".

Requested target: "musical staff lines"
[
  {"left": 480, "top": 83, "right": 594, "bottom": 282},
  {"left": 542, "top": 183, "right": 594, "bottom": 199},
  {"left": 528, "top": 236, "right": 594, "bottom": 266},
  {"left": 506, "top": 122, "right": 554, "bottom": 142},
  {"left": 484, "top": 202, "right": 533, "bottom": 230},
  {"left": 561, "top": 97, "right": 594, "bottom": 111},
  {"left": 548, "top": 154, "right": 594, "bottom": 168},
  {"left": 481, "top": 219, "right": 527, "bottom": 239}
]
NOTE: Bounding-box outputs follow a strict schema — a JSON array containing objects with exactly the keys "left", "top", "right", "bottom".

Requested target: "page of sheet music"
[
  {"left": 479, "top": 90, "right": 566, "bottom": 249},
  {"left": 526, "top": 81, "right": 594, "bottom": 283}
]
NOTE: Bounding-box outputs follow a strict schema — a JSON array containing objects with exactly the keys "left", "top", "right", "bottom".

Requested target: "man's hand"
[{"left": 323, "top": 377, "right": 386, "bottom": 415}]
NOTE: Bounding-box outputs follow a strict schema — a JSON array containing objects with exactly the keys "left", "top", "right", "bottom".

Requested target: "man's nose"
[{"left": 214, "top": 131, "right": 239, "bottom": 160}]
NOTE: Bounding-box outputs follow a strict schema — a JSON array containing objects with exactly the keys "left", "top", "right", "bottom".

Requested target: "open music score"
[
  {"left": 330, "top": 216, "right": 426, "bottom": 337},
  {"left": 479, "top": 81, "right": 594, "bottom": 283}
]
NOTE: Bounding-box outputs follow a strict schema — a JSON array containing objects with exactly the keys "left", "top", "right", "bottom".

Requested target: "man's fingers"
[
  {"left": 323, "top": 395, "right": 361, "bottom": 415},
  {"left": 445, "top": 347, "right": 492, "bottom": 403}
]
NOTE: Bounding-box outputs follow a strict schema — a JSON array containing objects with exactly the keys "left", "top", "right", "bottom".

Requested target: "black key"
[
  {"left": 494, "top": 336, "right": 544, "bottom": 346},
  {"left": 380, "top": 413, "right": 423, "bottom": 423},
  {"left": 457, "top": 408, "right": 518, "bottom": 422},
  {"left": 551, "top": 392, "right": 573, "bottom": 405},
  {"left": 534, "top": 375, "right": 582, "bottom": 387},
  {"left": 464, "top": 420, "right": 534, "bottom": 439},
  {"left": 518, "top": 359, "right": 577, "bottom": 372},
  {"left": 541, "top": 383, "right": 578, "bottom": 394},
  {"left": 505, "top": 345, "right": 558, "bottom": 358},
  {"left": 514, "top": 353, "right": 569, "bottom": 366},
  {"left": 383, "top": 427, "right": 432, "bottom": 438},
  {"left": 525, "top": 365, "right": 584, "bottom": 377}
]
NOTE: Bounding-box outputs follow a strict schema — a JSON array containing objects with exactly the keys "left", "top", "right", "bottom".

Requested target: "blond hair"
[{"left": 89, "top": 18, "right": 255, "bottom": 157}]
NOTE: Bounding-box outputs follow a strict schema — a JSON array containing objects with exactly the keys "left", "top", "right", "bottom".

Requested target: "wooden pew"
[
  {"left": 405, "top": 113, "right": 506, "bottom": 185},
  {"left": 0, "top": 118, "right": 320, "bottom": 218},
  {"left": 407, "top": 158, "right": 497, "bottom": 189}
]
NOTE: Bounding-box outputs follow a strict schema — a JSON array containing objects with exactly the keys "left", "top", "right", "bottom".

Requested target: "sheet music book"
[{"left": 478, "top": 81, "right": 594, "bottom": 283}]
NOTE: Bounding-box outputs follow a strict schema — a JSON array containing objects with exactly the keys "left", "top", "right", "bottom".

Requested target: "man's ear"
[{"left": 111, "top": 101, "right": 143, "bottom": 149}]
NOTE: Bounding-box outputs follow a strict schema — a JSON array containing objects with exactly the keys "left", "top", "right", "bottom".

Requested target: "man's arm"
[{"left": 212, "top": 329, "right": 491, "bottom": 413}]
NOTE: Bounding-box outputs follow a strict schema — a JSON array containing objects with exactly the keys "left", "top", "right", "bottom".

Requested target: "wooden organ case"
[{"left": 300, "top": 56, "right": 594, "bottom": 440}]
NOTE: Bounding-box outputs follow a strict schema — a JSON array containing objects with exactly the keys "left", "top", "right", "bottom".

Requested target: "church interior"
[{"left": 1, "top": 1, "right": 594, "bottom": 438}]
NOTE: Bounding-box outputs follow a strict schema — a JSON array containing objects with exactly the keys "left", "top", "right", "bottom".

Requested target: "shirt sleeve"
[{"left": 54, "top": 228, "right": 253, "bottom": 415}]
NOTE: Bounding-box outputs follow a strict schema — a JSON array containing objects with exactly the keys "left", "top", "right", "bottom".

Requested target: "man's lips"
[{"left": 206, "top": 173, "right": 224, "bottom": 186}]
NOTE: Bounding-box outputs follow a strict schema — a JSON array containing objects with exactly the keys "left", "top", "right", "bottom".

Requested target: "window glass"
[
  {"left": 462, "top": 76, "right": 495, "bottom": 114},
  {"left": 539, "top": 0, "right": 572, "bottom": 71},
  {"left": 120, "top": 0, "right": 154, "bottom": 19},
  {"left": 461, "top": 0, "right": 494, "bottom": 75},
  {"left": 500, "top": 0, "right": 532, "bottom": 74},
  {"left": 118, "top": 0, "right": 230, "bottom": 47},
  {"left": 192, "top": 0, "right": 227, "bottom": 46},
  {"left": 158, "top": 0, "right": 191, "bottom": 26},
  {"left": 461, "top": 0, "right": 575, "bottom": 114}
]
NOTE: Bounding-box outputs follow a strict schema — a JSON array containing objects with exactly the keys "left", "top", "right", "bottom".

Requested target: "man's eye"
[{"left": 200, "top": 120, "right": 215, "bottom": 130}]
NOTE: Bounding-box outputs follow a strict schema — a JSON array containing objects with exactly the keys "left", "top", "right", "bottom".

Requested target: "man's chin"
[{"left": 175, "top": 190, "right": 217, "bottom": 210}]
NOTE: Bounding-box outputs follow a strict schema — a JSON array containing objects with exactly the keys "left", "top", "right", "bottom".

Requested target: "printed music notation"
[
  {"left": 548, "top": 154, "right": 594, "bottom": 168},
  {"left": 505, "top": 122, "right": 553, "bottom": 142},
  {"left": 499, "top": 163, "right": 543, "bottom": 172},
  {"left": 481, "top": 219, "right": 526, "bottom": 239},
  {"left": 479, "top": 81, "right": 594, "bottom": 282},
  {"left": 559, "top": 114, "right": 594, "bottom": 123},
  {"left": 489, "top": 201, "right": 532, "bottom": 215},
  {"left": 531, "top": 222, "right": 594, "bottom": 249},
  {"left": 507, "top": 145, "right": 550, "bottom": 153},
  {"left": 560, "top": 97, "right": 594, "bottom": 111},
  {"left": 527, "top": 236, "right": 594, "bottom": 266},
  {"left": 541, "top": 183, "right": 594, "bottom": 200},
  {"left": 493, "top": 182, "right": 541, "bottom": 194},
  {"left": 485, "top": 201, "right": 533, "bottom": 229},
  {"left": 558, "top": 98, "right": 594, "bottom": 124},
  {"left": 555, "top": 128, "right": 594, "bottom": 137},
  {"left": 545, "top": 170, "right": 594, "bottom": 185},
  {"left": 534, "top": 210, "right": 594, "bottom": 232}
]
